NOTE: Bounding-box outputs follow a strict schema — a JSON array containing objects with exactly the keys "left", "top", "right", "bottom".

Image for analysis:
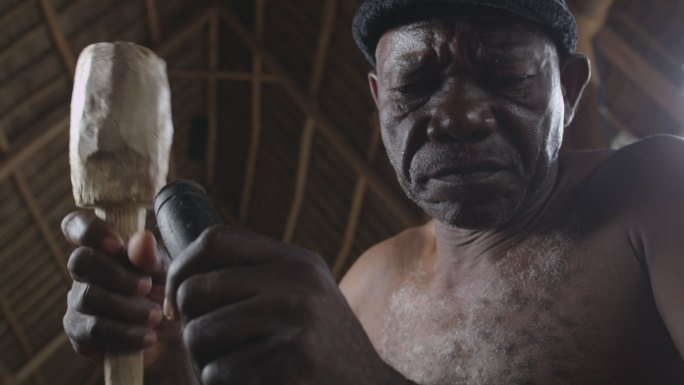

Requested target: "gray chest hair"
[{"left": 378, "top": 232, "right": 598, "bottom": 385}]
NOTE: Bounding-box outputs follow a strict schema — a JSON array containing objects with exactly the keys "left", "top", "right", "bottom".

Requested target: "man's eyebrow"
[{"left": 391, "top": 50, "right": 437, "bottom": 71}]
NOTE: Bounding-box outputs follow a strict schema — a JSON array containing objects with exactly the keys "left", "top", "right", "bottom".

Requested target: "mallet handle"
[{"left": 95, "top": 206, "right": 147, "bottom": 385}]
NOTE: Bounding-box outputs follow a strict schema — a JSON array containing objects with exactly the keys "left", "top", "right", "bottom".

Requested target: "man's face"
[{"left": 370, "top": 11, "right": 571, "bottom": 230}]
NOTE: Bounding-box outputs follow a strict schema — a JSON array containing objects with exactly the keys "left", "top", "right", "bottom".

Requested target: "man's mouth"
[
  {"left": 433, "top": 170, "right": 499, "bottom": 184},
  {"left": 427, "top": 163, "right": 509, "bottom": 184}
]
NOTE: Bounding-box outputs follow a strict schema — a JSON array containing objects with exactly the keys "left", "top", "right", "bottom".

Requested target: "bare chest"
[{"left": 372, "top": 233, "right": 626, "bottom": 385}]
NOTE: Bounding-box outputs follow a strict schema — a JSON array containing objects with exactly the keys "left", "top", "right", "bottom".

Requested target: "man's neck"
[{"left": 430, "top": 161, "right": 560, "bottom": 274}]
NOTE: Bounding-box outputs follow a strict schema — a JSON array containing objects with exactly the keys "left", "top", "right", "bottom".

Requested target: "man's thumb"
[{"left": 127, "top": 231, "right": 170, "bottom": 283}]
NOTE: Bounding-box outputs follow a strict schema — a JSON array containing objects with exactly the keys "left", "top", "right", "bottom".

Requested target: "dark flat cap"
[{"left": 352, "top": 0, "right": 578, "bottom": 67}]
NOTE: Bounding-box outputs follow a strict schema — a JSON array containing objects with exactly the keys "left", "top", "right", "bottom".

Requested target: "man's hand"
[
  {"left": 165, "top": 226, "right": 409, "bottom": 385},
  {"left": 61, "top": 211, "right": 198, "bottom": 384}
]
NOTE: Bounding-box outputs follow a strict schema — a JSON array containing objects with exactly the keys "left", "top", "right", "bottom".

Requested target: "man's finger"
[
  {"left": 67, "top": 246, "right": 151, "bottom": 296},
  {"left": 164, "top": 226, "right": 285, "bottom": 320},
  {"left": 183, "top": 297, "right": 284, "bottom": 368},
  {"left": 175, "top": 268, "right": 266, "bottom": 320},
  {"left": 61, "top": 211, "right": 124, "bottom": 257},
  {"left": 68, "top": 282, "right": 163, "bottom": 326},
  {"left": 63, "top": 309, "right": 157, "bottom": 351}
]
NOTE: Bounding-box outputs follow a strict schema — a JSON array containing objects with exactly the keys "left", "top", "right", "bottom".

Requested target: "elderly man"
[{"left": 61, "top": 0, "right": 684, "bottom": 384}]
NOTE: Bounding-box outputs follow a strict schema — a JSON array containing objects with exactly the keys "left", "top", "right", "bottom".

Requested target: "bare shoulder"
[
  {"left": 340, "top": 221, "right": 434, "bottom": 313},
  {"left": 607, "top": 134, "right": 684, "bottom": 172},
  {"left": 579, "top": 135, "right": 684, "bottom": 203},
  {"left": 602, "top": 135, "right": 684, "bottom": 182},
  {"left": 601, "top": 138, "right": 684, "bottom": 360},
  {"left": 565, "top": 135, "right": 684, "bottom": 256}
]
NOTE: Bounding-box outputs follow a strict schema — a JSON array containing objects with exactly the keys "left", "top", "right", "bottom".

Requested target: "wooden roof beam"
[
  {"left": 598, "top": 26, "right": 684, "bottom": 130},
  {"left": 38, "top": 0, "right": 76, "bottom": 76},
  {"left": 308, "top": 0, "right": 338, "bottom": 97},
  {"left": 332, "top": 114, "right": 381, "bottom": 277},
  {"left": 221, "top": 7, "right": 419, "bottom": 227},
  {"left": 282, "top": 0, "right": 338, "bottom": 242},
  {"left": 205, "top": 10, "right": 220, "bottom": 186},
  {"left": 239, "top": 0, "right": 266, "bottom": 223},
  {"left": 144, "top": 0, "right": 161, "bottom": 46}
]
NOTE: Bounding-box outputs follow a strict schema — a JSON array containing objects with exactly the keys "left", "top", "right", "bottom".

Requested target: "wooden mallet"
[{"left": 69, "top": 41, "right": 174, "bottom": 385}]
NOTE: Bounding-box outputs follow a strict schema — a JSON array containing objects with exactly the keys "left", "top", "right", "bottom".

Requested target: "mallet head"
[{"left": 70, "top": 41, "right": 173, "bottom": 208}]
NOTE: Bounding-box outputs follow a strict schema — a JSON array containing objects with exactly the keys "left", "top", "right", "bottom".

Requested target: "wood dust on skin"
[{"left": 378, "top": 231, "right": 601, "bottom": 385}]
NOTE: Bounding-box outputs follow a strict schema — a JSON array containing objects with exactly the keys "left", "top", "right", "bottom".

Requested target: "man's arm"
[
  {"left": 606, "top": 135, "right": 684, "bottom": 358},
  {"left": 635, "top": 137, "right": 684, "bottom": 358}
]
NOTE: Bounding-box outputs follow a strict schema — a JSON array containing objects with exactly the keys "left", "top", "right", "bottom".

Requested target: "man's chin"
[
  {"left": 396, "top": 173, "right": 531, "bottom": 229},
  {"left": 417, "top": 198, "right": 521, "bottom": 230}
]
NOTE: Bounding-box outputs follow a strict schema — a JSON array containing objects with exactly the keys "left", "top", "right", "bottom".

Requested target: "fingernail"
[
  {"left": 148, "top": 307, "right": 162, "bottom": 325},
  {"left": 137, "top": 277, "right": 152, "bottom": 296},
  {"left": 163, "top": 299, "right": 175, "bottom": 320},
  {"left": 142, "top": 331, "right": 157, "bottom": 347}
]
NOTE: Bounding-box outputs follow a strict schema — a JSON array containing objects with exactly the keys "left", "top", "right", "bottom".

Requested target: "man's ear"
[
  {"left": 560, "top": 53, "right": 591, "bottom": 127},
  {"left": 368, "top": 71, "right": 380, "bottom": 108}
]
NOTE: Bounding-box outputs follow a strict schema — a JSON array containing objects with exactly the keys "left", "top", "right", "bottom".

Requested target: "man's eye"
[
  {"left": 389, "top": 80, "right": 437, "bottom": 112},
  {"left": 488, "top": 74, "right": 534, "bottom": 90},
  {"left": 392, "top": 79, "right": 440, "bottom": 98}
]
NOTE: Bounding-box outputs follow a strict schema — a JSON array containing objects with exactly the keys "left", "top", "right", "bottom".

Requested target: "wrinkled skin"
[{"left": 368, "top": 10, "right": 588, "bottom": 229}]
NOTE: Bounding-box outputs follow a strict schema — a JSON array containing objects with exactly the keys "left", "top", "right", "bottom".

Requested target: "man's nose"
[{"left": 426, "top": 85, "right": 496, "bottom": 142}]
